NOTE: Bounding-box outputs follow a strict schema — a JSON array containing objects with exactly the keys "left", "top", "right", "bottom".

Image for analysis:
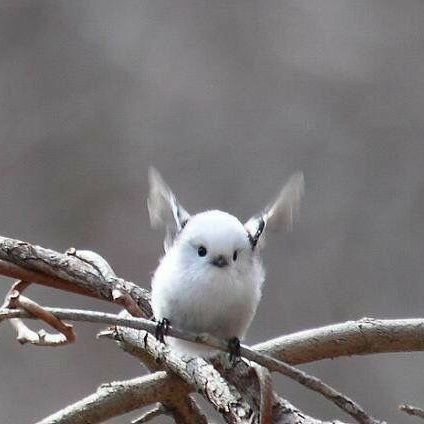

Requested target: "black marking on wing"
[{"left": 247, "top": 215, "right": 265, "bottom": 250}]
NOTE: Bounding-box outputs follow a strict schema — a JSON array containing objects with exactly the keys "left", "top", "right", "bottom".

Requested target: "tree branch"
[
  {"left": 253, "top": 317, "right": 424, "bottom": 365},
  {"left": 111, "top": 325, "right": 353, "bottom": 424},
  {"left": 114, "top": 326, "right": 258, "bottom": 423},
  {"left": 1, "top": 237, "right": 422, "bottom": 365},
  {"left": 0, "top": 306, "right": 402, "bottom": 423},
  {"left": 7, "top": 308, "right": 424, "bottom": 365},
  {"left": 35, "top": 372, "right": 175, "bottom": 424},
  {"left": 0, "top": 236, "right": 152, "bottom": 317},
  {"left": 0, "top": 235, "right": 414, "bottom": 423},
  {"left": 110, "top": 323, "right": 334, "bottom": 424},
  {"left": 239, "top": 345, "right": 378, "bottom": 424},
  {"left": 400, "top": 403, "right": 424, "bottom": 420},
  {"left": 6, "top": 290, "right": 76, "bottom": 346}
]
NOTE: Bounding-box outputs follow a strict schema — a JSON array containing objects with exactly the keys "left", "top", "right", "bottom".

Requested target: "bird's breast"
[{"left": 151, "top": 256, "right": 263, "bottom": 340}]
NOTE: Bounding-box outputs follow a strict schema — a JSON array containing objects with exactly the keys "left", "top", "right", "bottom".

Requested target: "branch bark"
[
  {"left": 114, "top": 326, "right": 258, "bottom": 423},
  {"left": 400, "top": 403, "right": 424, "bottom": 420},
  {"left": 36, "top": 372, "right": 175, "bottom": 424},
  {"left": 253, "top": 318, "right": 424, "bottom": 365},
  {"left": 111, "top": 323, "right": 334, "bottom": 424},
  {"left": 0, "top": 236, "right": 152, "bottom": 317}
]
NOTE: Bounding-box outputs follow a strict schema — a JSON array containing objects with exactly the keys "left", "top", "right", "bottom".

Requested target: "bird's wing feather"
[
  {"left": 147, "top": 167, "right": 191, "bottom": 251},
  {"left": 244, "top": 172, "right": 304, "bottom": 249}
]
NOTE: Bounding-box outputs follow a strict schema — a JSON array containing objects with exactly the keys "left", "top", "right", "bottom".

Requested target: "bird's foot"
[
  {"left": 228, "top": 337, "right": 241, "bottom": 366},
  {"left": 155, "top": 318, "right": 170, "bottom": 344}
]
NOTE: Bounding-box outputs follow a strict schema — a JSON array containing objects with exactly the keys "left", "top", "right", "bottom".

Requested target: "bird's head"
[{"left": 175, "top": 210, "right": 251, "bottom": 271}]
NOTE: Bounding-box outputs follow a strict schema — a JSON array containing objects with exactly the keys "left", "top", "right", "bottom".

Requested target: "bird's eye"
[
  {"left": 198, "top": 246, "right": 207, "bottom": 257},
  {"left": 233, "top": 250, "right": 238, "bottom": 261}
]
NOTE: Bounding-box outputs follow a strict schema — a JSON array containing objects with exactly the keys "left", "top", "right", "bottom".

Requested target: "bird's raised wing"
[
  {"left": 244, "top": 172, "right": 304, "bottom": 249},
  {"left": 147, "top": 167, "right": 191, "bottom": 251}
]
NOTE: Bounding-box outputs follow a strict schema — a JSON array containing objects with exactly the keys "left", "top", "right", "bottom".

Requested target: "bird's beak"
[{"left": 211, "top": 255, "right": 229, "bottom": 268}]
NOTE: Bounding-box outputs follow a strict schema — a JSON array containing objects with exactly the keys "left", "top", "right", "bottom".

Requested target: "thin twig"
[
  {"left": 8, "top": 291, "right": 75, "bottom": 345},
  {"left": 400, "top": 404, "right": 424, "bottom": 419},
  {"left": 2, "top": 281, "right": 75, "bottom": 345}
]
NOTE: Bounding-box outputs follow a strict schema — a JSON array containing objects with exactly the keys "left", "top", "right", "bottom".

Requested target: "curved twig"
[{"left": 9, "top": 292, "right": 75, "bottom": 345}]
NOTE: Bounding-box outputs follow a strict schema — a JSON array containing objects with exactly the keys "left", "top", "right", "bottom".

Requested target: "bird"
[{"left": 147, "top": 167, "right": 304, "bottom": 357}]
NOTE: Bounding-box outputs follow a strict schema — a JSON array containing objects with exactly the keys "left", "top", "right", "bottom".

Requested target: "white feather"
[
  {"left": 148, "top": 169, "right": 304, "bottom": 357},
  {"left": 244, "top": 172, "right": 305, "bottom": 249},
  {"left": 147, "top": 167, "right": 190, "bottom": 251},
  {"left": 151, "top": 210, "right": 263, "bottom": 355}
]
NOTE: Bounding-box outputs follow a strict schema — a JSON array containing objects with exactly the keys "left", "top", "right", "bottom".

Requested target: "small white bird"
[{"left": 148, "top": 167, "right": 304, "bottom": 356}]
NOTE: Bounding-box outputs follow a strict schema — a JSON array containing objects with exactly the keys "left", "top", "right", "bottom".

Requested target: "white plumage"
[{"left": 148, "top": 168, "right": 304, "bottom": 355}]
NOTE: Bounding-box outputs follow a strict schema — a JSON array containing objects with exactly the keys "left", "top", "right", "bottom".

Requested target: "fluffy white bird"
[{"left": 148, "top": 167, "right": 304, "bottom": 356}]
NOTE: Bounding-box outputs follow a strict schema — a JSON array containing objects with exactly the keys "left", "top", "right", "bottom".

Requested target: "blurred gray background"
[{"left": 0, "top": 1, "right": 423, "bottom": 423}]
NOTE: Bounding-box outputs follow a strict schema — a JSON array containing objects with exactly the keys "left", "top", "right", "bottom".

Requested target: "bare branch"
[
  {"left": 1, "top": 307, "right": 360, "bottom": 423},
  {"left": 118, "top": 328, "right": 257, "bottom": 423},
  {"left": 111, "top": 326, "right": 349, "bottom": 424},
  {"left": 0, "top": 236, "right": 414, "bottom": 423},
  {"left": 240, "top": 346, "right": 378, "bottom": 424},
  {"left": 7, "top": 291, "right": 76, "bottom": 346},
  {"left": 36, "top": 372, "right": 175, "bottom": 424},
  {"left": 0, "top": 306, "right": 381, "bottom": 423},
  {"left": 0, "top": 307, "right": 385, "bottom": 423},
  {"left": 253, "top": 317, "right": 424, "bottom": 365},
  {"left": 0, "top": 307, "right": 159, "bottom": 333},
  {"left": 1, "top": 237, "right": 422, "bottom": 365},
  {"left": 6, "top": 307, "right": 423, "bottom": 369},
  {"left": 164, "top": 397, "right": 209, "bottom": 424},
  {"left": 250, "top": 364, "right": 273, "bottom": 424},
  {"left": 68, "top": 248, "right": 147, "bottom": 318},
  {"left": 0, "top": 236, "right": 152, "bottom": 317},
  {"left": 211, "top": 358, "right": 345, "bottom": 424},
  {"left": 0, "top": 308, "right": 206, "bottom": 423},
  {"left": 2, "top": 303, "right": 349, "bottom": 423},
  {"left": 400, "top": 404, "right": 424, "bottom": 420}
]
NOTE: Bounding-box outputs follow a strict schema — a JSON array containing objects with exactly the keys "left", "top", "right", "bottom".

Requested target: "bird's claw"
[
  {"left": 155, "top": 318, "right": 170, "bottom": 343},
  {"left": 228, "top": 337, "right": 241, "bottom": 366}
]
